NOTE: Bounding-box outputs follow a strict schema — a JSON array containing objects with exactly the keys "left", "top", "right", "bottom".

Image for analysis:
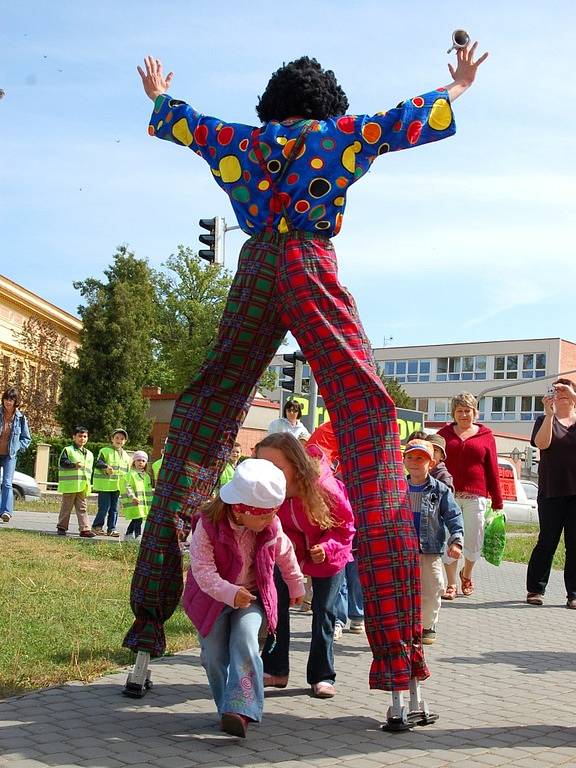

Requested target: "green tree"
[
  {"left": 150, "top": 246, "right": 232, "bottom": 392},
  {"left": 13, "top": 316, "right": 74, "bottom": 436},
  {"left": 377, "top": 370, "right": 415, "bottom": 409},
  {"left": 57, "top": 246, "right": 156, "bottom": 444}
]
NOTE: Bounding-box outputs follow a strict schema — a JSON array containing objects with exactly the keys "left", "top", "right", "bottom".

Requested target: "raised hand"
[
  {"left": 137, "top": 56, "right": 174, "bottom": 101},
  {"left": 448, "top": 42, "right": 489, "bottom": 88}
]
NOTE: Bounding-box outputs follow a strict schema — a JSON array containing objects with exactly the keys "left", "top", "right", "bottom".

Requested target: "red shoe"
[
  {"left": 221, "top": 712, "right": 249, "bottom": 737},
  {"left": 80, "top": 530, "right": 97, "bottom": 538}
]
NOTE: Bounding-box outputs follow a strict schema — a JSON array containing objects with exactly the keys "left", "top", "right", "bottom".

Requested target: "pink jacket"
[
  {"left": 279, "top": 444, "right": 355, "bottom": 577},
  {"left": 183, "top": 513, "right": 304, "bottom": 638}
]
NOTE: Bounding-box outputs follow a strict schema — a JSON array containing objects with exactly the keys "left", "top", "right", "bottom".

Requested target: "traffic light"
[
  {"left": 198, "top": 217, "right": 224, "bottom": 264},
  {"left": 280, "top": 350, "right": 306, "bottom": 392}
]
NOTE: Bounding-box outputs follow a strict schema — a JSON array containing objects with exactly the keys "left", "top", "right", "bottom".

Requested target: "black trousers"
[{"left": 526, "top": 495, "right": 576, "bottom": 599}]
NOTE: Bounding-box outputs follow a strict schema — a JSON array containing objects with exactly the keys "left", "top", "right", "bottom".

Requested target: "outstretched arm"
[
  {"left": 137, "top": 55, "right": 174, "bottom": 101},
  {"left": 444, "top": 42, "right": 489, "bottom": 101}
]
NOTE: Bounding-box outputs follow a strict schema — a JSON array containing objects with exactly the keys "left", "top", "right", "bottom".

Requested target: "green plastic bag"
[{"left": 482, "top": 503, "right": 506, "bottom": 566}]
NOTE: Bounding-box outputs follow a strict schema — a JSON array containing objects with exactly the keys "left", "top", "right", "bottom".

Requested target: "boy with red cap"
[{"left": 403, "top": 440, "right": 464, "bottom": 644}]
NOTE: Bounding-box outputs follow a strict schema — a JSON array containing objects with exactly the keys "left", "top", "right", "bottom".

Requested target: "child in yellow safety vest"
[
  {"left": 91, "top": 428, "right": 130, "bottom": 537},
  {"left": 57, "top": 426, "right": 96, "bottom": 538},
  {"left": 121, "top": 450, "right": 152, "bottom": 541}
]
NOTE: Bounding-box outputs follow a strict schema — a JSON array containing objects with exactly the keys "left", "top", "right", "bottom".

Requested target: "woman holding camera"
[
  {"left": 268, "top": 399, "right": 310, "bottom": 442},
  {"left": 526, "top": 379, "right": 576, "bottom": 609}
]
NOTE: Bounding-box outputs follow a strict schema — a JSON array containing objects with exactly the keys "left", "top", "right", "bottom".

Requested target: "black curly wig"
[{"left": 256, "top": 56, "right": 349, "bottom": 122}]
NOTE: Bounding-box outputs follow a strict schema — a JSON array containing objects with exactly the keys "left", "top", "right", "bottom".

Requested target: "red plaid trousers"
[{"left": 126, "top": 230, "right": 427, "bottom": 691}]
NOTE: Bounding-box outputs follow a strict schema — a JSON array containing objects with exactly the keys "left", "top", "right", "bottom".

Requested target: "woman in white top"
[{"left": 268, "top": 400, "right": 310, "bottom": 441}]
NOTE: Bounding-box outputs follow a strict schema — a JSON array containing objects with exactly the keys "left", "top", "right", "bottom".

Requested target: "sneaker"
[
  {"left": 566, "top": 599, "right": 576, "bottom": 610},
  {"left": 312, "top": 681, "right": 336, "bottom": 698},
  {"left": 299, "top": 600, "right": 312, "bottom": 614},
  {"left": 349, "top": 620, "right": 365, "bottom": 634},
  {"left": 333, "top": 623, "right": 343, "bottom": 641},
  {"left": 107, "top": 530, "right": 120, "bottom": 538},
  {"left": 221, "top": 712, "right": 249, "bottom": 738},
  {"left": 422, "top": 628, "right": 436, "bottom": 645},
  {"left": 56, "top": 527, "right": 67, "bottom": 536},
  {"left": 91, "top": 527, "right": 105, "bottom": 536},
  {"left": 1, "top": 512, "right": 11, "bottom": 523},
  {"left": 80, "top": 530, "right": 97, "bottom": 538},
  {"left": 263, "top": 673, "right": 288, "bottom": 688}
]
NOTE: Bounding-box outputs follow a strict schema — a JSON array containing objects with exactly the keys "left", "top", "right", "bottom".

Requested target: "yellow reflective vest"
[
  {"left": 120, "top": 469, "right": 152, "bottom": 520},
  {"left": 92, "top": 445, "right": 131, "bottom": 492},
  {"left": 57, "top": 445, "right": 94, "bottom": 494},
  {"left": 152, "top": 457, "right": 163, "bottom": 486}
]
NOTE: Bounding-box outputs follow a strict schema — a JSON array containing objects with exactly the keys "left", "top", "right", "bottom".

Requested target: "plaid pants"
[{"left": 126, "top": 230, "right": 426, "bottom": 691}]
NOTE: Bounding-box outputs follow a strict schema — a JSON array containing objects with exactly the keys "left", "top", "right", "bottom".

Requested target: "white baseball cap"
[{"left": 220, "top": 458, "right": 286, "bottom": 511}]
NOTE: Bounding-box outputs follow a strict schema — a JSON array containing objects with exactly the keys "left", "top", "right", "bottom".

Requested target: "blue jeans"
[
  {"left": 0, "top": 454, "right": 17, "bottom": 518},
  {"left": 335, "top": 558, "right": 365, "bottom": 626},
  {"left": 263, "top": 566, "right": 344, "bottom": 686},
  {"left": 200, "top": 602, "right": 265, "bottom": 722},
  {"left": 93, "top": 491, "right": 120, "bottom": 532}
]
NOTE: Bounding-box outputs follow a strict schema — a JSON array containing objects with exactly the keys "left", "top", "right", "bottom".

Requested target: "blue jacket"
[
  {"left": 0, "top": 408, "right": 31, "bottom": 459},
  {"left": 407, "top": 475, "right": 464, "bottom": 555}
]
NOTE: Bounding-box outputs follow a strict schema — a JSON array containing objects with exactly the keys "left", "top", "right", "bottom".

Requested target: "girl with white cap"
[
  {"left": 182, "top": 458, "right": 305, "bottom": 738},
  {"left": 121, "top": 450, "right": 152, "bottom": 541}
]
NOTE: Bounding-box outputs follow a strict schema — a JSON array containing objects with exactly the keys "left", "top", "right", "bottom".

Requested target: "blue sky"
[{"left": 1, "top": 1, "right": 575, "bottom": 350}]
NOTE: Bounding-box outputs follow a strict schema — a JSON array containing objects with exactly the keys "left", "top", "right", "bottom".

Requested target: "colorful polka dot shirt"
[{"left": 149, "top": 89, "right": 455, "bottom": 237}]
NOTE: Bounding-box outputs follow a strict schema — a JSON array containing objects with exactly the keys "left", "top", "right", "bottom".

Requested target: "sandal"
[
  {"left": 526, "top": 593, "right": 544, "bottom": 606},
  {"left": 441, "top": 584, "right": 458, "bottom": 600},
  {"left": 459, "top": 571, "right": 474, "bottom": 597}
]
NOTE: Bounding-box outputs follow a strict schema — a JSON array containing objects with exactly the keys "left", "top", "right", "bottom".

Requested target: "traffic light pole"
[{"left": 198, "top": 217, "right": 241, "bottom": 266}]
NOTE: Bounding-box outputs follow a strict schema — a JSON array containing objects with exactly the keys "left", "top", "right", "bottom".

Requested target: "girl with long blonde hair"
[{"left": 255, "top": 433, "right": 355, "bottom": 699}]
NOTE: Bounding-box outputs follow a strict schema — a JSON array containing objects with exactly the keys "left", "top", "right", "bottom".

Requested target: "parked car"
[
  {"left": 498, "top": 459, "right": 538, "bottom": 524},
  {"left": 521, "top": 480, "right": 538, "bottom": 502},
  {"left": 12, "top": 470, "right": 42, "bottom": 502}
]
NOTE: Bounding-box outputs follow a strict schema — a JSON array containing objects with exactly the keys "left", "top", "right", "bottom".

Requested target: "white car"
[
  {"left": 12, "top": 470, "right": 42, "bottom": 502},
  {"left": 498, "top": 459, "right": 538, "bottom": 524}
]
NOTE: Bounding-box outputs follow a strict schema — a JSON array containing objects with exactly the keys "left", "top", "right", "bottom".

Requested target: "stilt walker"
[{"left": 123, "top": 38, "right": 488, "bottom": 723}]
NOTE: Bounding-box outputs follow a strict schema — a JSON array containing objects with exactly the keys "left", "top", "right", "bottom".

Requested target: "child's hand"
[
  {"left": 290, "top": 596, "right": 304, "bottom": 607},
  {"left": 234, "top": 586, "right": 256, "bottom": 609},
  {"left": 309, "top": 544, "right": 326, "bottom": 564},
  {"left": 137, "top": 56, "right": 174, "bottom": 101},
  {"left": 446, "top": 542, "right": 462, "bottom": 559}
]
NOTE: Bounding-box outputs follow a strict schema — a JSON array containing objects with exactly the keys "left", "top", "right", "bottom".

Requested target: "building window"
[
  {"left": 477, "top": 397, "right": 486, "bottom": 422},
  {"left": 383, "top": 359, "right": 430, "bottom": 383},
  {"left": 432, "top": 398, "right": 451, "bottom": 422},
  {"left": 495, "top": 353, "right": 546, "bottom": 380},
  {"left": 437, "top": 356, "right": 487, "bottom": 382},
  {"left": 520, "top": 395, "right": 544, "bottom": 421},
  {"left": 414, "top": 398, "right": 429, "bottom": 416},
  {"left": 521, "top": 353, "right": 546, "bottom": 379},
  {"left": 491, "top": 396, "right": 516, "bottom": 421}
]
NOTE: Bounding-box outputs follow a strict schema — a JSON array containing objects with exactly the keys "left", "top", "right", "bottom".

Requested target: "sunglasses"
[
  {"left": 286, "top": 405, "right": 300, "bottom": 412},
  {"left": 232, "top": 503, "right": 278, "bottom": 517}
]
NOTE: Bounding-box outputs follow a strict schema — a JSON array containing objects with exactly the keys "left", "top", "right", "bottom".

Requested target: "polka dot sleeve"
[{"left": 354, "top": 89, "right": 456, "bottom": 163}]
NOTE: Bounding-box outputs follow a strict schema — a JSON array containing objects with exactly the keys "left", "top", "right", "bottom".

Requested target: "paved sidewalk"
[{"left": 1, "top": 513, "right": 575, "bottom": 767}]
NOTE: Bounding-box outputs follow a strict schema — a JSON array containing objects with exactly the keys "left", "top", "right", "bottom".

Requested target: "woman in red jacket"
[
  {"left": 255, "top": 433, "right": 355, "bottom": 699},
  {"left": 438, "top": 392, "right": 503, "bottom": 598}
]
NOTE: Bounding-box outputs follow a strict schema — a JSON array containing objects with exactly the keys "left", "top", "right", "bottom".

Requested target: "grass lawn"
[
  {"left": 0, "top": 529, "right": 197, "bottom": 699},
  {"left": 15, "top": 496, "right": 96, "bottom": 514},
  {"left": 503, "top": 523, "right": 565, "bottom": 569}
]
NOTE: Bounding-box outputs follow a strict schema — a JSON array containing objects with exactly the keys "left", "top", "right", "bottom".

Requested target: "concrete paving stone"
[
  {"left": 0, "top": 762, "right": 47, "bottom": 768},
  {"left": 39, "top": 753, "right": 88, "bottom": 765},
  {"left": 153, "top": 757, "right": 213, "bottom": 768}
]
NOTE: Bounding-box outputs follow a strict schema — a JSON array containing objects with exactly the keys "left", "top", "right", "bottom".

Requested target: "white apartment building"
[
  {"left": 374, "top": 337, "right": 576, "bottom": 438},
  {"left": 268, "top": 337, "right": 576, "bottom": 439}
]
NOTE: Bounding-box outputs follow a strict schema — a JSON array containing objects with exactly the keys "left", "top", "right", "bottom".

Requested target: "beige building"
[{"left": 0, "top": 274, "right": 81, "bottom": 432}]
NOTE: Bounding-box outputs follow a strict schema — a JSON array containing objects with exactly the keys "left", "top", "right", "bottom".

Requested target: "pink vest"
[{"left": 182, "top": 513, "right": 279, "bottom": 639}]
